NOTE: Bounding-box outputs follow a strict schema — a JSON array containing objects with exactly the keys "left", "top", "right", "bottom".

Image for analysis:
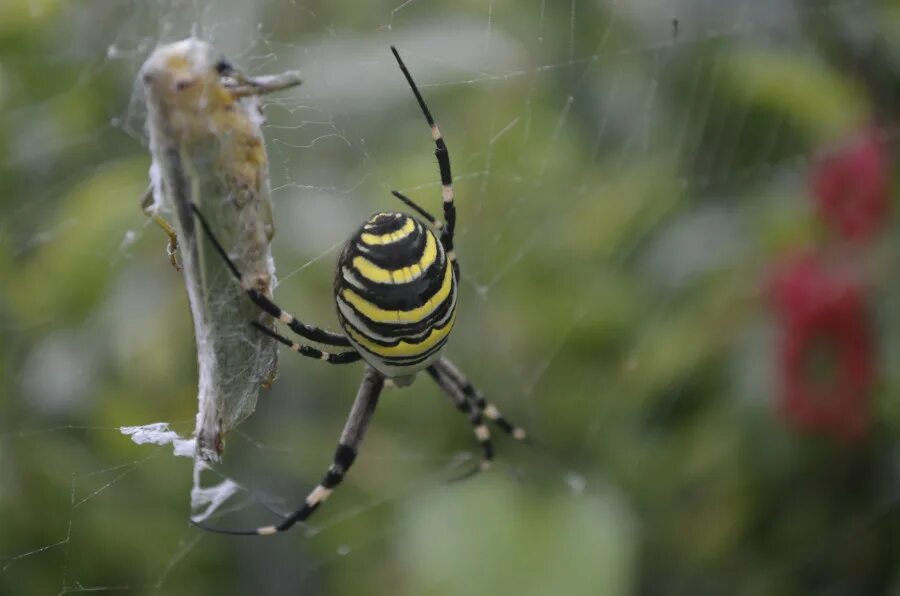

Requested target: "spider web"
[{"left": 3, "top": 0, "right": 897, "bottom": 594}]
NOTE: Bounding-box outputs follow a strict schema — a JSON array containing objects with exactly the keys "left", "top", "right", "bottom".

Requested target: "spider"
[{"left": 190, "top": 47, "right": 528, "bottom": 536}]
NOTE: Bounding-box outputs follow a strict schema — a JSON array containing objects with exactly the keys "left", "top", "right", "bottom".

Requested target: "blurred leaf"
[
  {"left": 399, "top": 476, "right": 637, "bottom": 596},
  {"left": 721, "top": 48, "right": 867, "bottom": 143},
  {"left": 0, "top": 0, "right": 59, "bottom": 36},
  {"left": 9, "top": 157, "right": 146, "bottom": 324}
]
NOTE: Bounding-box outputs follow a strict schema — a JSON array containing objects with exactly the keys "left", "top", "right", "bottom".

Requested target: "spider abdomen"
[{"left": 334, "top": 212, "right": 457, "bottom": 378}]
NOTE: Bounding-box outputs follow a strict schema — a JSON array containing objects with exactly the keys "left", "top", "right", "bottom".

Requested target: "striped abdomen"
[{"left": 334, "top": 212, "right": 457, "bottom": 379}]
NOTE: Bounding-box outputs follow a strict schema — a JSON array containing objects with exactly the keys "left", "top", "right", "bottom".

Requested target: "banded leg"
[
  {"left": 390, "top": 47, "right": 456, "bottom": 263},
  {"left": 434, "top": 358, "right": 529, "bottom": 442},
  {"left": 193, "top": 367, "right": 385, "bottom": 536},
  {"left": 426, "top": 366, "right": 494, "bottom": 475},
  {"left": 252, "top": 322, "right": 361, "bottom": 365},
  {"left": 191, "top": 204, "right": 350, "bottom": 346}
]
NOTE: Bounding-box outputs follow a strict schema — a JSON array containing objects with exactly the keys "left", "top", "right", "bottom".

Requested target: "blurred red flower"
[
  {"left": 769, "top": 254, "right": 874, "bottom": 441},
  {"left": 810, "top": 131, "right": 890, "bottom": 242}
]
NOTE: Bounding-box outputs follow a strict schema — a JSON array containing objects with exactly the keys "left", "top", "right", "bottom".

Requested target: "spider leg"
[
  {"left": 390, "top": 190, "right": 443, "bottom": 234},
  {"left": 390, "top": 47, "right": 456, "bottom": 266},
  {"left": 252, "top": 322, "right": 361, "bottom": 364},
  {"left": 193, "top": 367, "right": 385, "bottom": 536},
  {"left": 191, "top": 203, "right": 351, "bottom": 346},
  {"left": 434, "top": 357, "right": 529, "bottom": 442},
  {"left": 426, "top": 365, "right": 494, "bottom": 477}
]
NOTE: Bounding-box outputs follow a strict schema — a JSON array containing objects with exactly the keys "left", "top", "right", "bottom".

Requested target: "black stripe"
[
  {"left": 350, "top": 344, "right": 442, "bottom": 371},
  {"left": 279, "top": 502, "right": 320, "bottom": 530},
  {"left": 362, "top": 212, "right": 410, "bottom": 235},
  {"left": 322, "top": 470, "right": 343, "bottom": 488},
  {"left": 335, "top": 215, "right": 447, "bottom": 286},
  {"left": 341, "top": 305, "right": 453, "bottom": 349},
  {"left": 348, "top": 220, "right": 429, "bottom": 270},
  {"left": 336, "top": 243, "right": 449, "bottom": 313},
  {"left": 443, "top": 210, "right": 456, "bottom": 254},
  {"left": 336, "top": 281, "right": 456, "bottom": 343},
  {"left": 435, "top": 139, "right": 452, "bottom": 186},
  {"left": 334, "top": 443, "right": 357, "bottom": 469},
  {"left": 341, "top": 257, "right": 447, "bottom": 312},
  {"left": 324, "top": 351, "right": 363, "bottom": 364},
  {"left": 357, "top": 335, "right": 450, "bottom": 368},
  {"left": 347, "top": 226, "right": 441, "bottom": 283}
]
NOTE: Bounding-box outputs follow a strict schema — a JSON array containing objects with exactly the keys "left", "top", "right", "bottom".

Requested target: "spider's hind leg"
[
  {"left": 433, "top": 358, "right": 529, "bottom": 443},
  {"left": 426, "top": 365, "right": 494, "bottom": 480},
  {"left": 192, "top": 367, "right": 385, "bottom": 536}
]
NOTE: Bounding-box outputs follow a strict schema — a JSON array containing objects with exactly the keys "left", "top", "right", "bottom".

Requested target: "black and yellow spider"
[{"left": 191, "top": 47, "right": 527, "bottom": 536}]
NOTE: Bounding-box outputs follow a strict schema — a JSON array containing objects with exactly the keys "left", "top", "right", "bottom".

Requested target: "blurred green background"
[{"left": 2, "top": 0, "right": 900, "bottom": 594}]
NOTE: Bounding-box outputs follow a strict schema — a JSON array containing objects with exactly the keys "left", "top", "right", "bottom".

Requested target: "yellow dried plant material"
[{"left": 139, "top": 38, "right": 301, "bottom": 461}]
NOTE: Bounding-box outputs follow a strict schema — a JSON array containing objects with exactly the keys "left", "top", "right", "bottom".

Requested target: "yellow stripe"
[
  {"left": 352, "top": 232, "right": 437, "bottom": 284},
  {"left": 360, "top": 217, "right": 416, "bottom": 245},
  {"left": 341, "top": 262, "right": 453, "bottom": 324},
  {"left": 347, "top": 311, "right": 456, "bottom": 358}
]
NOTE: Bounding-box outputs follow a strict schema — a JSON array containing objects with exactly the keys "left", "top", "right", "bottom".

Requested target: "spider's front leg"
[
  {"left": 191, "top": 204, "right": 351, "bottom": 347},
  {"left": 252, "top": 323, "right": 361, "bottom": 365},
  {"left": 390, "top": 47, "right": 457, "bottom": 267}
]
